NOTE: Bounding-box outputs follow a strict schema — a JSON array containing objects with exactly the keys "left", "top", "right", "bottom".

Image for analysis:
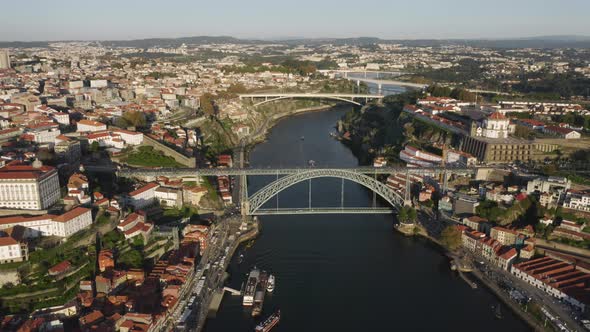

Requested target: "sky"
[{"left": 2, "top": 0, "right": 590, "bottom": 41}]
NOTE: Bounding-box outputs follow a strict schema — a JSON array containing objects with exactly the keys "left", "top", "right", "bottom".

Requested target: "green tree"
[
  {"left": 89, "top": 141, "right": 100, "bottom": 153},
  {"left": 122, "top": 111, "right": 146, "bottom": 128},
  {"left": 118, "top": 249, "right": 143, "bottom": 269},
  {"left": 440, "top": 226, "right": 462, "bottom": 251},
  {"left": 200, "top": 93, "right": 216, "bottom": 116}
]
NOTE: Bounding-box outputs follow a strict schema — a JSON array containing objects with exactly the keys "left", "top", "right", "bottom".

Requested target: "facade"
[
  {"left": 128, "top": 183, "right": 160, "bottom": 210},
  {"left": 472, "top": 112, "right": 510, "bottom": 139},
  {"left": 563, "top": 191, "right": 590, "bottom": 212},
  {"left": 0, "top": 236, "right": 27, "bottom": 264},
  {"left": 543, "top": 126, "right": 581, "bottom": 139},
  {"left": 0, "top": 162, "right": 60, "bottom": 210},
  {"left": 463, "top": 216, "right": 489, "bottom": 232},
  {"left": 461, "top": 136, "right": 534, "bottom": 164},
  {"left": 491, "top": 226, "right": 518, "bottom": 246},
  {"left": 155, "top": 187, "right": 182, "bottom": 208},
  {"left": 0, "top": 207, "right": 92, "bottom": 238},
  {"left": 77, "top": 120, "right": 107, "bottom": 133}
]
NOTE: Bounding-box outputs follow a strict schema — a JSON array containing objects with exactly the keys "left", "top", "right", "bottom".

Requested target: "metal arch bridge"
[
  {"left": 112, "top": 166, "right": 484, "bottom": 216},
  {"left": 238, "top": 93, "right": 384, "bottom": 107},
  {"left": 243, "top": 168, "right": 407, "bottom": 216}
]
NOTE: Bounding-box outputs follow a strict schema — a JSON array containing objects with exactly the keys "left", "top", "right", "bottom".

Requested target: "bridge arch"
[
  {"left": 247, "top": 169, "right": 405, "bottom": 215},
  {"left": 251, "top": 95, "right": 361, "bottom": 107}
]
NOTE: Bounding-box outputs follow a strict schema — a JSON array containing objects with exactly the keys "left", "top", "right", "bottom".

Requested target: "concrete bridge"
[
  {"left": 346, "top": 77, "right": 429, "bottom": 92},
  {"left": 238, "top": 93, "right": 384, "bottom": 107}
]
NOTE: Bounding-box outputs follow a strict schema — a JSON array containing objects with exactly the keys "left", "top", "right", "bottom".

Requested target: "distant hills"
[{"left": 2, "top": 35, "right": 590, "bottom": 49}]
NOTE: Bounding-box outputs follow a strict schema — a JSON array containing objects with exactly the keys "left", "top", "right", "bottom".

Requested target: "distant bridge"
[
  {"left": 346, "top": 77, "right": 429, "bottom": 91},
  {"left": 238, "top": 93, "right": 384, "bottom": 107}
]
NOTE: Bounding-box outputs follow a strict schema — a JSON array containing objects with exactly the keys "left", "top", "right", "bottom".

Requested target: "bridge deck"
[
  {"left": 114, "top": 166, "right": 482, "bottom": 177},
  {"left": 253, "top": 207, "right": 394, "bottom": 215}
]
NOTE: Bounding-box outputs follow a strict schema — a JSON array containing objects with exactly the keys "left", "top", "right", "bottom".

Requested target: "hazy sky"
[{"left": 2, "top": 0, "right": 589, "bottom": 41}]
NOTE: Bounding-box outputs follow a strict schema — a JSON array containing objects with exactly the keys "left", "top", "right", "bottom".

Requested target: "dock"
[
  {"left": 207, "top": 291, "right": 224, "bottom": 318},
  {"left": 223, "top": 286, "right": 241, "bottom": 296}
]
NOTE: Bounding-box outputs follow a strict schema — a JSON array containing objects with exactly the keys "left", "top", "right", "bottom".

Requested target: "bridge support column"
[
  {"left": 378, "top": 83, "right": 382, "bottom": 95},
  {"left": 241, "top": 200, "right": 250, "bottom": 216},
  {"left": 404, "top": 170, "right": 412, "bottom": 206}
]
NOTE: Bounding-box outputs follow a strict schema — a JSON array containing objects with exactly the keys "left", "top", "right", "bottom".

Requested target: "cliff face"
[{"left": 339, "top": 105, "right": 406, "bottom": 164}]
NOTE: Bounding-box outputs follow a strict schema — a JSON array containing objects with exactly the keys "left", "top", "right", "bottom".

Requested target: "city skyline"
[{"left": 1, "top": 0, "right": 590, "bottom": 41}]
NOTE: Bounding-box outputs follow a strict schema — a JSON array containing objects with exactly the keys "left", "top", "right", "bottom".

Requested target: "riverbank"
[
  {"left": 197, "top": 218, "right": 260, "bottom": 332},
  {"left": 243, "top": 104, "right": 337, "bottom": 151},
  {"left": 395, "top": 222, "right": 549, "bottom": 331}
]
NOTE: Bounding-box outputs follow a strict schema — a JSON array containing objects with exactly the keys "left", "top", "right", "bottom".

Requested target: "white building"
[
  {"left": 128, "top": 183, "right": 160, "bottom": 210},
  {"left": 0, "top": 207, "right": 92, "bottom": 238},
  {"left": 475, "top": 112, "right": 510, "bottom": 139},
  {"left": 563, "top": 191, "right": 590, "bottom": 212},
  {"left": 155, "top": 187, "right": 182, "bottom": 208},
  {"left": 0, "top": 237, "right": 27, "bottom": 264},
  {"left": 0, "top": 162, "right": 60, "bottom": 210},
  {"left": 76, "top": 120, "right": 107, "bottom": 133}
]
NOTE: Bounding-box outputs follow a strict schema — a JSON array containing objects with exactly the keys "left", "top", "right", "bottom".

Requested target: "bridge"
[
  {"left": 112, "top": 166, "right": 484, "bottom": 216},
  {"left": 345, "top": 77, "right": 429, "bottom": 92},
  {"left": 238, "top": 93, "right": 384, "bottom": 107}
]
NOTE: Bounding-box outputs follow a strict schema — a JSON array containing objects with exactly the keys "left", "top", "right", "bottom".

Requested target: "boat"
[
  {"left": 255, "top": 310, "right": 281, "bottom": 332},
  {"left": 300, "top": 136, "right": 305, "bottom": 141},
  {"left": 252, "top": 271, "right": 268, "bottom": 317},
  {"left": 495, "top": 303, "right": 503, "bottom": 319},
  {"left": 267, "top": 275, "right": 275, "bottom": 292},
  {"left": 243, "top": 268, "right": 260, "bottom": 306}
]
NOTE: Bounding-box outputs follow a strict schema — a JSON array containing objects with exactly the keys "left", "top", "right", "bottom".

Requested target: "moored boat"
[
  {"left": 267, "top": 275, "right": 275, "bottom": 292},
  {"left": 255, "top": 310, "right": 281, "bottom": 332}
]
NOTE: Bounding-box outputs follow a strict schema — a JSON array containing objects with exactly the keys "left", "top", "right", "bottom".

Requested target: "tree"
[
  {"left": 89, "top": 141, "right": 100, "bottom": 153},
  {"left": 440, "top": 226, "right": 462, "bottom": 251},
  {"left": 398, "top": 206, "right": 417, "bottom": 224},
  {"left": 122, "top": 111, "right": 146, "bottom": 128},
  {"left": 200, "top": 93, "right": 216, "bottom": 116},
  {"left": 118, "top": 249, "right": 143, "bottom": 269}
]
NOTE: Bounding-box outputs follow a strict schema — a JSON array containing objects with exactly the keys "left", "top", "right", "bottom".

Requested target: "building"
[
  {"left": 461, "top": 136, "right": 535, "bottom": 164},
  {"left": 472, "top": 112, "right": 510, "bottom": 139},
  {"left": 155, "top": 187, "right": 182, "bottom": 208},
  {"left": 543, "top": 126, "right": 581, "bottom": 139},
  {"left": 0, "top": 236, "right": 27, "bottom": 264},
  {"left": 511, "top": 256, "right": 590, "bottom": 311},
  {"left": 453, "top": 194, "right": 480, "bottom": 216},
  {"left": 117, "top": 212, "right": 153, "bottom": 242},
  {"left": 563, "top": 191, "right": 590, "bottom": 212},
  {"left": 526, "top": 176, "right": 570, "bottom": 205},
  {"left": 0, "top": 207, "right": 92, "bottom": 238},
  {"left": 491, "top": 226, "right": 518, "bottom": 246},
  {"left": 128, "top": 183, "right": 160, "bottom": 210},
  {"left": 98, "top": 249, "right": 115, "bottom": 272},
  {"left": 0, "top": 50, "right": 9, "bottom": 69},
  {"left": 76, "top": 120, "right": 107, "bottom": 133},
  {"left": 463, "top": 216, "right": 489, "bottom": 232},
  {"left": 0, "top": 161, "right": 60, "bottom": 210}
]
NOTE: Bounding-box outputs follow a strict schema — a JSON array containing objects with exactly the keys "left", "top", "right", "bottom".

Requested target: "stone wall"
[{"left": 142, "top": 135, "right": 197, "bottom": 168}]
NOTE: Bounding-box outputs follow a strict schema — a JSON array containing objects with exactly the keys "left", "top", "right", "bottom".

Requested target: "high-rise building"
[{"left": 0, "top": 50, "right": 10, "bottom": 69}]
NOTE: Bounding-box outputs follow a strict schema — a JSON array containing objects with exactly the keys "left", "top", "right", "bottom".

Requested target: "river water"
[{"left": 204, "top": 107, "right": 529, "bottom": 331}]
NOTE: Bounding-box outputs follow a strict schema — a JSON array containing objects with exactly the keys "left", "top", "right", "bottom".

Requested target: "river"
[{"left": 203, "top": 107, "right": 529, "bottom": 331}]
